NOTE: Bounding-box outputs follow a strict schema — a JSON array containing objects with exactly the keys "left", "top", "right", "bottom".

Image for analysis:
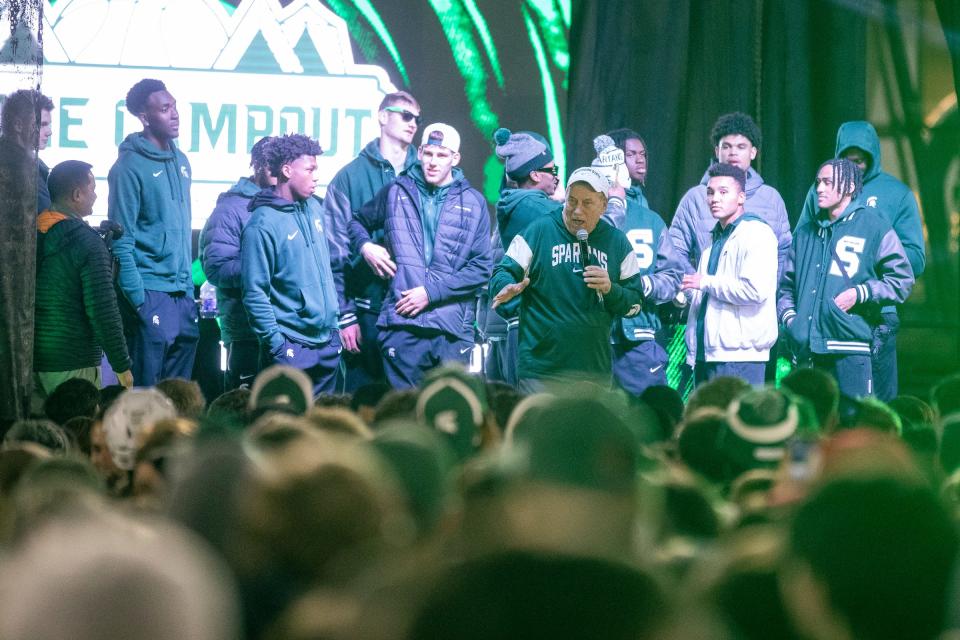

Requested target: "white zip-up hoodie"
[{"left": 685, "top": 216, "right": 779, "bottom": 365}]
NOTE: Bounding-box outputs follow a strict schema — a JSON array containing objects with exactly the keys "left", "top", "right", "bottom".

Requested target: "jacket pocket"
[
  {"left": 297, "top": 283, "right": 325, "bottom": 318},
  {"left": 824, "top": 298, "right": 872, "bottom": 342}
]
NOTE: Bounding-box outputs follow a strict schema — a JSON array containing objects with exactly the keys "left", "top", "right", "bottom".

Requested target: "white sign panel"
[{"left": 1, "top": 0, "right": 397, "bottom": 228}]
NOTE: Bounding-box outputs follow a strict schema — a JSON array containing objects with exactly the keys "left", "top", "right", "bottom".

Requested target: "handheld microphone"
[{"left": 576, "top": 229, "right": 603, "bottom": 305}]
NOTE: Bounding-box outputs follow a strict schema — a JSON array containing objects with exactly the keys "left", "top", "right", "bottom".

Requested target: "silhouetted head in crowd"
[
  {"left": 685, "top": 376, "right": 750, "bottom": 419},
  {"left": 132, "top": 417, "right": 197, "bottom": 508},
  {"left": 10, "top": 457, "right": 104, "bottom": 537},
  {"left": 43, "top": 377, "right": 99, "bottom": 426},
  {"left": 417, "top": 366, "right": 490, "bottom": 460},
  {"left": 888, "top": 395, "right": 936, "bottom": 432},
  {"left": 0, "top": 511, "right": 239, "bottom": 640},
  {"left": 248, "top": 365, "right": 314, "bottom": 420},
  {"left": 486, "top": 381, "right": 523, "bottom": 434},
  {"left": 156, "top": 378, "right": 206, "bottom": 420},
  {"left": 373, "top": 389, "right": 419, "bottom": 425},
  {"left": 63, "top": 416, "right": 94, "bottom": 456},
  {"left": 408, "top": 551, "right": 668, "bottom": 640},
  {"left": 932, "top": 373, "right": 960, "bottom": 420},
  {"left": 314, "top": 393, "right": 352, "bottom": 409},
  {"left": 785, "top": 475, "right": 958, "bottom": 640},
  {"left": 4, "top": 419, "right": 70, "bottom": 454},
  {"left": 723, "top": 388, "right": 801, "bottom": 478},
  {"left": 235, "top": 428, "right": 409, "bottom": 635},
  {"left": 699, "top": 527, "right": 802, "bottom": 640},
  {"left": 939, "top": 414, "right": 960, "bottom": 477},
  {"left": 641, "top": 384, "right": 685, "bottom": 441},
  {"left": 839, "top": 397, "right": 901, "bottom": 435},
  {"left": 97, "top": 385, "right": 127, "bottom": 419},
  {"left": 781, "top": 367, "right": 839, "bottom": 432},
  {"left": 889, "top": 395, "right": 938, "bottom": 474},
  {"left": 676, "top": 408, "right": 731, "bottom": 486},
  {"left": 372, "top": 421, "right": 455, "bottom": 539},
  {"left": 350, "top": 382, "right": 391, "bottom": 425},
  {"left": 205, "top": 388, "right": 251, "bottom": 431},
  {"left": 305, "top": 406, "right": 372, "bottom": 439}
]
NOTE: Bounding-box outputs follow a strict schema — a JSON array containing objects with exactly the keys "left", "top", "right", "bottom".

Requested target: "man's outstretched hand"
[{"left": 492, "top": 277, "right": 530, "bottom": 309}]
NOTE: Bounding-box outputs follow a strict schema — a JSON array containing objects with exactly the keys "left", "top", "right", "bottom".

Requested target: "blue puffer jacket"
[
  {"left": 349, "top": 164, "right": 493, "bottom": 341},
  {"left": 199, "top": 177, "right": 262, "bottom": 344}
]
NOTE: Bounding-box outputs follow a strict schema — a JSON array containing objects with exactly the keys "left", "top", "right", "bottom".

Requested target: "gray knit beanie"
[{"left": 493, "top": 127, "right": 553, "bottom": 181}]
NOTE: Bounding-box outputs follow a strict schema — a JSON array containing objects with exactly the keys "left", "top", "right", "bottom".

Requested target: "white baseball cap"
[
  {"left": 420, "top": 123, "right": 461, "bottom": 153},
  {"left": 102, "top": 388, "right": 177, "bottom": 470},
  {"left": 566, "top": 166, "right": 611, "bottom": 196}
]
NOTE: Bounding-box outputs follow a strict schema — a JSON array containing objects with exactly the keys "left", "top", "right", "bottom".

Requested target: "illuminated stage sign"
[{"left": 5, "top": 0, "right": 397, "bottom": 228}]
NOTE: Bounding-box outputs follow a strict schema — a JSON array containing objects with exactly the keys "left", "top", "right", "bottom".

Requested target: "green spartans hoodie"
[{"left": 108, "top": 133, "right": 193, "bottom": 308}]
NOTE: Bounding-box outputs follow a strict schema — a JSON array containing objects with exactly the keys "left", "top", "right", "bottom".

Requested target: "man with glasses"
[
  {"left": 324, "top": 91, "right": 421, "bottom": 391},
  {"left": 487, "top": 127, "right": 561, "bottom": 386}
]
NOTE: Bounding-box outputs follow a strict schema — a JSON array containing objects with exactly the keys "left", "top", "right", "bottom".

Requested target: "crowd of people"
[
  {"left": 0, "top": 76, "right": 949, "bottom": 638},
  {"left": 2, "top": 358, "right": 960, "bottom": 639}
]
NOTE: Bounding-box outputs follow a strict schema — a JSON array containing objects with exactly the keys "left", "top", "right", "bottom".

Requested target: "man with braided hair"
[
  {"left": 795, "top": 121, "right": 925, "bottom": 401},
  {"left": 779, "top": 159, "right": 914, "bottom": 399},
  {"left": 241, "top": 134, "right": 343, "bottom": 394},
  {"left": 200, "top": 135, "right": 276, "bottom": 389}
]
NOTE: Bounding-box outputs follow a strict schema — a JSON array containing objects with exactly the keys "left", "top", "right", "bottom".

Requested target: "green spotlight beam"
[
  {"left": 522, "top": 4, "right": 566, "bottom": 181},
  {"left": 527, "top": 0, "right": 570, "bottom": 77},
  {"left": 427, "top": 0, "right": 498, "bottom": 134},
  {"left": 347, "top": 0, "right": 410, "bottom": 86},
  {"left": 461, "top": 0, "right": 504, "bottom": 88}
]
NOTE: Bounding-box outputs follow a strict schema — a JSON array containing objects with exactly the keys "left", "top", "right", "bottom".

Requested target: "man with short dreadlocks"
[
  {"left": 795, "top": 121, "right": 925, "bottom": 401},
  {"left": 778, "top": 159, "right": 914, "bottom": 399}
]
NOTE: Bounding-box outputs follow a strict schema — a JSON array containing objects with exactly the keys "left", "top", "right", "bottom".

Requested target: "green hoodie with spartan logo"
[{"left": 490, "top": 210, "right": 644, "bottom": 380}]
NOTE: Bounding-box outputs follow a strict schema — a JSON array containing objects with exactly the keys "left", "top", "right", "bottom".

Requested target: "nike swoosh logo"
[
  {"left": 460, "top": 345, "right": 474, "bottom": 354},
  {"left": 649, "top": 364, "right": 664, "bottom": 374},
  {"left": 152, "top": 170, "right": 163, "bottom": 177},
  {"left": 287, "top": 230, "right": 299, "bottom": 241}
]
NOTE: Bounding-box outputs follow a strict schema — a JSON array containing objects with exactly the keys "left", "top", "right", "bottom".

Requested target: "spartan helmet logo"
[{"left": 866, "top": 196, "right": 878, "bottom": 207}]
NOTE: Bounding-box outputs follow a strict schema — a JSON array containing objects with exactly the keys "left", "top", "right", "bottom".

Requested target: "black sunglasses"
[
  {"left": 384, "top": 106, "right": 422, "bottom": 126},
  {"left": 537, "top": 165, "right": 559, "bottom": 176}
]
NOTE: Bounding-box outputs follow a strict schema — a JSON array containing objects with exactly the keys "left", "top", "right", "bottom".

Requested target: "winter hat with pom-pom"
[
  {"left": 591, "top": 134, "right": 631, "bottom": 189},
  {"left": 493, "top": 127, "right": 553, "bottom": 182}
]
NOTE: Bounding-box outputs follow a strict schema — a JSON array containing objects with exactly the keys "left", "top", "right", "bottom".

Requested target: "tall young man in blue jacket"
[
  {"left": 670, "top": 112, "right": 790, "bottom": 281},
  {"left": 241, "top": 134, "right": 343, "bottom": 394},
  {"left": 349, "top": 124, "right": 493, "bottom": 389},
  {"left": 199, "top": 136, "right": 275, "bottom": 390},
  {"left": 795, "top": 122, "right": 924, "bottom": 401},
  {"left": 323, "top": 91, "right": 420, "bottom": 391},
  {"left": 109, "top": 79, "right": 196, "bottom": 386},
  {"left": 780, "top": 159, "right": 914, "bottom": 399}
]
